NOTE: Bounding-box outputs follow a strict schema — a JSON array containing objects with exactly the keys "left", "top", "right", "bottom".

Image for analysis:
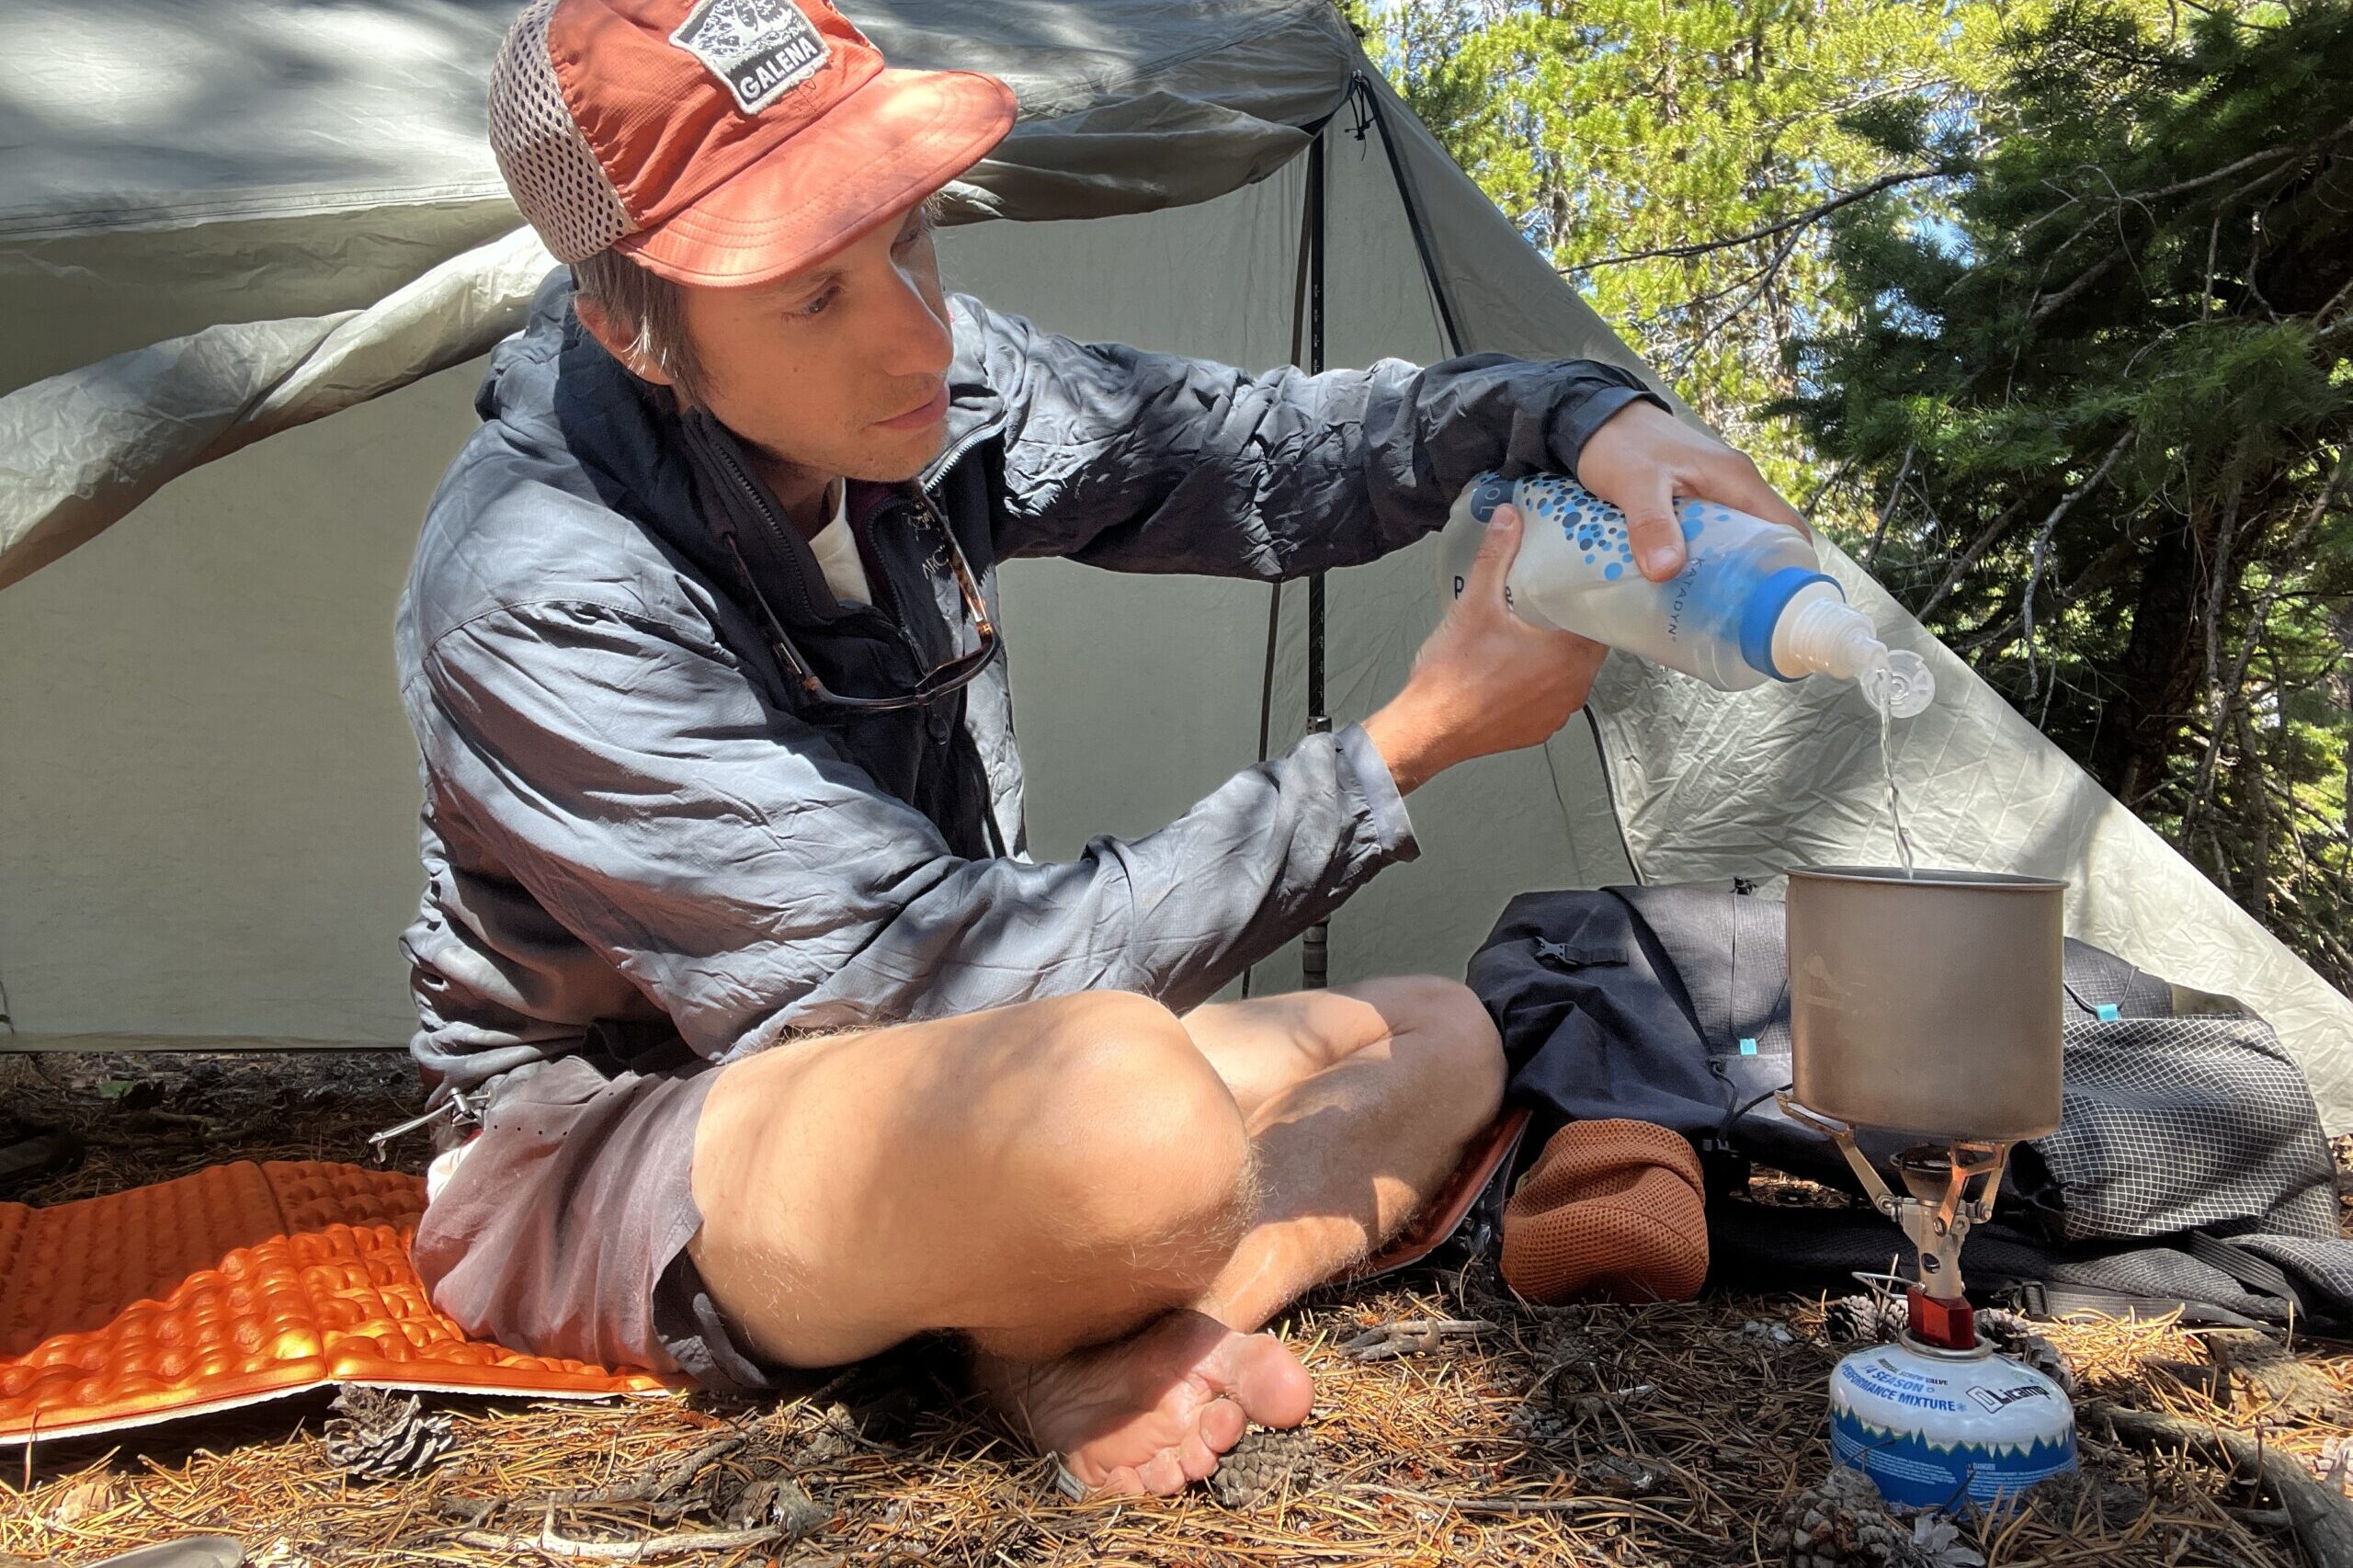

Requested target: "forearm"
[
  {"left": 1359, "top": 698, "right": 1452, "bottom": 797},
  {"left": 777, "top": 723, "right": 1417, "bottom": 1034}
]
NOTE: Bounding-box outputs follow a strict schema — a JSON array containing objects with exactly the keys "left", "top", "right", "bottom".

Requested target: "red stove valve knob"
[{"left": 1906, "top": 1287, "right": 1977, "bottom": 1349}]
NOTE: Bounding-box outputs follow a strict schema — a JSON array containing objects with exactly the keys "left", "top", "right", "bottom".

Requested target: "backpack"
[{"left": 1463, "top": 884, "right": 2351, "bottom": 1329}]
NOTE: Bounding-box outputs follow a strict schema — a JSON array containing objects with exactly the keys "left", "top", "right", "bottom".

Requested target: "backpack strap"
[
  {"left": 1994, "top": 1278, "right": 2272, "bottom": 1331},
  {"left": 2182, "top": 1232, "right": 2313, "bottom": 1321}
]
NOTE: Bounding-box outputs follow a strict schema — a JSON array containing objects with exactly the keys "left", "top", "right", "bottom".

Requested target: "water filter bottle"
[{"left": 1438, "top": 472, "right": 1934, "bottom": 716}]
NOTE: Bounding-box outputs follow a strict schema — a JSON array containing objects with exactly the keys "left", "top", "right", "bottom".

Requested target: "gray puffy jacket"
[{"left": 395, "top": 269, "right": 1658, "bottom": 1101}]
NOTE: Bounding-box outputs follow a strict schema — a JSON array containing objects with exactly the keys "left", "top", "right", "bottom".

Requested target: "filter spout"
[{"left": 1770, "top": 584, "right": 1935, "bottom": 717}]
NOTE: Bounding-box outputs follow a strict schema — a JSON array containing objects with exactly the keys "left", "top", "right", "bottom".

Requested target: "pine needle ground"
[{"left": 5, "top": 1051, "right": 2351, "bottom": 1568}]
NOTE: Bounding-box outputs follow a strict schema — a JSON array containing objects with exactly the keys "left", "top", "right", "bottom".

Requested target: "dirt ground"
[{"left": 6, "top": 1050, "right": 2353, "bottom": 1568}]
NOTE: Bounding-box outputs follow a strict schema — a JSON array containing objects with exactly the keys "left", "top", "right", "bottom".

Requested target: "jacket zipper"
[
  {"left": 915, "top": 427, "right": 1008, "bottom": 855},
  {"left": 703, "top": 423, "right": 926, "bottom": 671},
  {"left": 920, "top": 422, "right": 995, "bottom": 494},
  {"left": 699, "top": 425, "right": 801, "bottom": 593}
]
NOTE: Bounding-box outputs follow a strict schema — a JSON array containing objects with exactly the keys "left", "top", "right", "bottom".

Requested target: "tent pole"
[
  {"left": 1300, "top": 129, "right": 1332, "bottom": 992},
  {"left": 1242, "top": 127, "right": 1328, "bottom": 1003},
  {"left": 1268, "top": 75, "right": 1472, "bottom": 995},
  {"left": 1351, "top": 71, "right": 1646, "bottom": 886},
  {"left": 1353, "top": 71, "right": 1464, "bottom": 357}
]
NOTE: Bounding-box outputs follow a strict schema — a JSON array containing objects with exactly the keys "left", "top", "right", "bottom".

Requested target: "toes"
[
  {"left": 1137, "top": 1451, "right": 1188, "bottom": 1495},
  {"left": 1097, "top": 1463, "right": 1146, "bottom": 1496},
  {"left": 1198, "top": 1394, "right": 1247, "bottom": 1453},
  {"left": 1230, "top": 1334, "right": 1315, "bottom": 1428},
  {"left": 1177, "top": 1429, "right": 1221, "bottom": 1483}
]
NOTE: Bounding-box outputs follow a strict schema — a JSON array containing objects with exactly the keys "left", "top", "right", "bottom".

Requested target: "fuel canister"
[{"left": 1828, "top": 1337, "right": 2076, "bottom": 1511}]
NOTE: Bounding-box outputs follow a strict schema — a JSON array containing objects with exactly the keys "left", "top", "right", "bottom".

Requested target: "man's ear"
[{"left": 573, "top": 292, "right": 676, "bottom": 388}]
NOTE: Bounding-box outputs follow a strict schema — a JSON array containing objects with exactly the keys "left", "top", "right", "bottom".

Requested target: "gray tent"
[{"left": 6, "top": 0, "right": 2351, "bottom": 1124}]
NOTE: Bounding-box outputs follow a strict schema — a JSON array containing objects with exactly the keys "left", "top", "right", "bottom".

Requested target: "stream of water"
[{"left": 1878, "top": 687, "right": 1919, "bottom": 878}]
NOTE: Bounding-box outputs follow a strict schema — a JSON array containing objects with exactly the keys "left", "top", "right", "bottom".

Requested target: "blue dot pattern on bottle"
[
  {"left": 1680, "top": 501, "right": 1736, "bottom": 542},
  {"left": 1519, "top": 475, "right": 1637, "bottom": 570}
]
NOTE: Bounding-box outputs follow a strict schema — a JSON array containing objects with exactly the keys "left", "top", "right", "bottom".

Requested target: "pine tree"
[
  {"left": 1782, "top": 1, "right": 2353, "bottom": 983},
  {"left": 1347, "top": 0, "right": 2007, "bottom": 493}
]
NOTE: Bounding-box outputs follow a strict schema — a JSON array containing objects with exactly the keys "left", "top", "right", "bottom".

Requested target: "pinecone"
[
  {"left": 721, "top": 1468, "right": 831, "bottom": 1540},
  {"left": 1574, "top": 1455, "right": 1660, "bottom": 1497},
  {"left": 1782, "top": 1466, "right": 1985, "bottom": 1568},
  {"left": 323, "top": 1385, "right": 454, "bottom": 1482},
  {"left": 1977, "top": 1312, "right": 2076, "bottom": 1397},
  {"left": 1206, "top": 1427, "right": 1319, "bottom": 1509},
  {"left": 792, "top": 1402, "right": 861, "bottom": 1467},
  {"left": 1508, "top": 1398, "right": 1574, "bottom": 1449},
  {"left": 1536, "top": 1331, "right": 1609, "bottom": 1403},
  {"left": 1823, "top": 1294, "right": 1908, "bottom": 1345}
]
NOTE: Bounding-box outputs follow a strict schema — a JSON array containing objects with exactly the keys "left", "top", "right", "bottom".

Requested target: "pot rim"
[{"left": 1790, "top": 865, "right": 2068, "bottom": 892}]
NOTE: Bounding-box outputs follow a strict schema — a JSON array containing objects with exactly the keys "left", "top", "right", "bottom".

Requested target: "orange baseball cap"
[{"left": 488, "top": 0, "right": 1017, "bottom": 288}]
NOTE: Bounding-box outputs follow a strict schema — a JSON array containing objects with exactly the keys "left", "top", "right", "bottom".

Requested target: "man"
[{"left": 396, "top": 0, "right": 1805, "bottom": 1497}]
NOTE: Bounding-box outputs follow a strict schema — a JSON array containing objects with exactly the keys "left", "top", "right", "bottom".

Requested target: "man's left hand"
[{"left": 1574, "top": 399, "right": 1809, "bottom": 583}]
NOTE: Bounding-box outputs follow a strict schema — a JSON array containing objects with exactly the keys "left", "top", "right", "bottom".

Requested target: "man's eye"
[{"left": 795, "top": 288, "right": 837, "bottom": 319}]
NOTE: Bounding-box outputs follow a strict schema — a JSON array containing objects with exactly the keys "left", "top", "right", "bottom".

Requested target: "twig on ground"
[
  {"left": 1339, "top": 1318, "right": 1501, "bottom": 1361},
  {"left": 2088, "top": 1401, "right": 2353, "bottom": 1568},
  {"left": 452, "top": 1505, "right": 800, "bottom": 1562},
  {"left": 435, "top": 1433, "right": 744, "bottom": 1526},
  {"left": 1346, "top": 1482, "right": 1722, "bottom": 1543}
]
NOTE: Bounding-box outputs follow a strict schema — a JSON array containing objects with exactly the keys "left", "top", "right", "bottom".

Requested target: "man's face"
[{"left": 677, "top": 201, "right": 955, "bottom": 485}]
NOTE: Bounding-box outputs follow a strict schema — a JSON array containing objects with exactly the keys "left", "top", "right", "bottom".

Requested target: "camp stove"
[{"left": 1779, "top": 867, "right": 2078, "bottom": 1511}]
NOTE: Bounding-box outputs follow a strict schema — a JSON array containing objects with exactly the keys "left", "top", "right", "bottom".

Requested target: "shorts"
[{"left": 410, "top": 1052, "right": 802, "bottom": 1394}]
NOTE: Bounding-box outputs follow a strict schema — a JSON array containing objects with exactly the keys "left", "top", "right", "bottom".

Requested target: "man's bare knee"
[
  {"left": 1374, "top": 973, "right": 1506, "bottom": 1132},
  {"left": 1017, "top": 991, "right": 1255, "bottom": 1267}
]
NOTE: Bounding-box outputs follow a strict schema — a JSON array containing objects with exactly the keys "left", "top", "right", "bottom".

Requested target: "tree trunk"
[{"left": 2093, "top": 504, "right": 2220, "bottom": 804}]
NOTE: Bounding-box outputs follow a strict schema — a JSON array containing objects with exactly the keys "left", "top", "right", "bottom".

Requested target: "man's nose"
[{"left": 877, "top": 261, "right": 955, "bottom": 379}]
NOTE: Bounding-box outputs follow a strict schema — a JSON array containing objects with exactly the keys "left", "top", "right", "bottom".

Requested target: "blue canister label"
[
  {"left": 1831, "top": 1405, "right": 2076, "bottom": 1509},
  {"left": 1829, "top": 1347, "right": 2076, "bottom": 1510}
]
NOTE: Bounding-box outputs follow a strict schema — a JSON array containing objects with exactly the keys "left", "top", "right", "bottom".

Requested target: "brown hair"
[
  {"left": 570, "top": 194, "right": 950, "bottom": 409},
  {"left": 570, "top": 246, "right": 708, "bottom": 404}
]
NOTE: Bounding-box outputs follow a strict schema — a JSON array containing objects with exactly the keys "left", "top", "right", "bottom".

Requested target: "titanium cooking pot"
[{"left": 1787, "top": 866, "right": 2066, "bottom": 1142}]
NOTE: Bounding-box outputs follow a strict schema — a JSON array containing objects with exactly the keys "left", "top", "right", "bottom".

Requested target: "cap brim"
[{"left": 618, "top": 68, "right": 1016, "bottom": 289}]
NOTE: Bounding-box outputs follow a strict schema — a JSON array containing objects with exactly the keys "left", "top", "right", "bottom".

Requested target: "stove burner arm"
[
  {"left": 1774, "top": 1093, "right": 2015, "bottom": 1305},
  {"left": 1776, "top": 1092, "right": 1904, "bottom": 1218}
]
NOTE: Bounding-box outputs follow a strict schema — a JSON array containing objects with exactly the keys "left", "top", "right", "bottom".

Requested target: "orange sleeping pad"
[{"left": 0, "top": 1160, "right": 676, "bottom": 1445}]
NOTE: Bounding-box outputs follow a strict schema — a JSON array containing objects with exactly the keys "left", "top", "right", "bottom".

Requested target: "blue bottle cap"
[
  {"left": 1467, "top": 473, "right": 1517, "bottom": 524},
  {"left": 1740, "top": 566, "right": 1840, "bottom": 681}
]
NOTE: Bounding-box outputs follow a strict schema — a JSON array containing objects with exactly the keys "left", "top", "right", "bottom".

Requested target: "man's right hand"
[{"left": 1360, "top": 504, "right": 1608, "bottom": 795}]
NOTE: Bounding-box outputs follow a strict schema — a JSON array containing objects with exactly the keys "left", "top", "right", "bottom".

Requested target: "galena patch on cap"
[{"left": 670, "top": 0, "right": 830, "bottom": 116}]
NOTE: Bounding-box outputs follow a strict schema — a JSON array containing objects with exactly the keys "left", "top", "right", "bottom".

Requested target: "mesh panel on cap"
[{"left": 489, "top": 0, "right": 634, "bottom": 264}]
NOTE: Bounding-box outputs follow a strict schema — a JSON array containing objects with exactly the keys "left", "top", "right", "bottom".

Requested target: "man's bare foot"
[{"left": 976, "top": 1308, "right": 1314, "bottom": 1496}]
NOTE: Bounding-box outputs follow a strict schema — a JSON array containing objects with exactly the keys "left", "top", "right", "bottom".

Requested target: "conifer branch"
[
  {"left": 2188, "top": 452, "right": 2353, "bottom": 829},
  {"left": 1555, "top": 166, "right": 1954, "bottom": 275}
]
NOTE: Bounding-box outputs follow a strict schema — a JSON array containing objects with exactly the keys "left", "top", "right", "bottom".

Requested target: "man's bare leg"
[
  {"left": 686, "top": 978, "right": 1503, "bottom": 1495},
  {"left": 1183, "top": 976, "right": 1506, "bottom": 1325},
  {"left": 974, "top": 976, "right": 1504, "bottom": 1493}
]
